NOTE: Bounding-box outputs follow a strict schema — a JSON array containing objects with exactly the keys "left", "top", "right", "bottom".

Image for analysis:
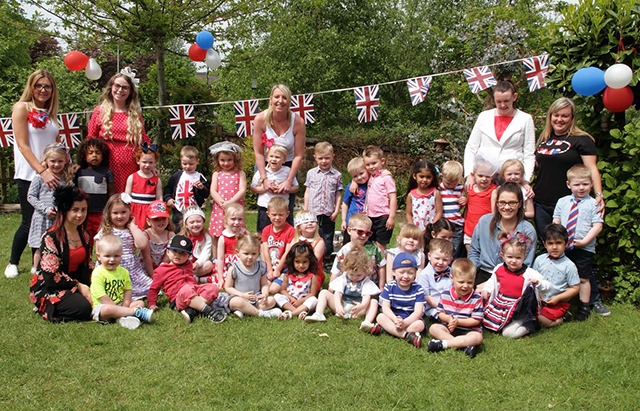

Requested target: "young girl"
[
  {"left": 208, "top": 142, "right": 247, "bottom": 246},
  {"left": 215, "top": 203, "right": 248, "bottom": 288},
  {"left": 406, "top": 159, "right": 443, "bottom": 233},
  {"left": 95, "top": 193, "right": 152, "bottom": 301},
  {"left": 481, "top": 233, "right": 550, "bottom": 339},
  {"left": 274, "top": 242, "right": 320, "bottom": 320},
  {"left": 225, "top": 233, "right": 281, "bottom": 318},
  {"left": 491, "top": 159, "right": 534, "bottom": 219},
  {"left": 386, "top": 223, "right": 425, "bottom": 282},
  {"left": 179, "top": 207, "right": 214, "bottom": 281},
  {"left": 141, "top": 200, "right": 175, "bottom": 276},
  {"left": 423, "top": 219, "right": 455, "bottom": 257},
  {"left": 28, "top": 143, "right": 74, "bottom": 271},
  {"left": 464, "top": 156, "right": 497, "bottom": 253},
  {"left": 74, "top": 138, "right": 114, "bottom": 242},
  {"left": 276, "top": 210, "right": 326, "bottom": 288},
  {"left": 125, "top": 143, "right": 162, "bottom": 228}
]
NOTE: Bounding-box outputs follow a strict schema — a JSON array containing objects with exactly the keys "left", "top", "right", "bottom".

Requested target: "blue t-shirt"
[
  {"left": 379, "top": 280, "right": 425, "bottom": 319},
  {"left": 342, "top": 182, "right": 367, "bottom": 226}
]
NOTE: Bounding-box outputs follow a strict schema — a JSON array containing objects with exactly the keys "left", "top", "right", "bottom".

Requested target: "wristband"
[{"left": 595, "top": 192, "right": 603, "bottom": 198}]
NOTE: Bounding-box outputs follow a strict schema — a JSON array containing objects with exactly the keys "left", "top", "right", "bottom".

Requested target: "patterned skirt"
[{"left": 482, "top": 293, "right": 520, "bottom": 332}]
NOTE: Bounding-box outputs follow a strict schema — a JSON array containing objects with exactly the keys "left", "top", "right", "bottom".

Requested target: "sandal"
[
  {"left": 298, "top": 311, "right": 308, "bottom": 320},
  {"left": 278, "top": 310, "right": 293, "bottom": 321}
]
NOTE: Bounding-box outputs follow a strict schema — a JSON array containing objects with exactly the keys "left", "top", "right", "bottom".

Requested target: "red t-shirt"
[
  {"left": 261, "top": 224, "right": 295, "bottom": 269},
  {"left": 68, "top": 245, "right": 86, "bottom": 273}
]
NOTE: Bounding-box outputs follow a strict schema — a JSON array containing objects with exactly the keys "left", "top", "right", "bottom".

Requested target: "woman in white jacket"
[{"left": 464, "top": 80, "right": 535, "bottom": 192}]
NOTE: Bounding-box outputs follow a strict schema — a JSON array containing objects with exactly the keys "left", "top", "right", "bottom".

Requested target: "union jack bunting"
[
  {"left": 523, "top": 54, "right": 549, "bottom": 92},
  {"left": 0, "top": 118, "right": 14, "bottom": 147},
  {"left": 407, "top": 76, "right": 432, "bottom": 106},
  {"left": 57, "top": 113, "right": 82, "bottom": 148},
  {"left": 290, "top": 94, "right": 315, "bottom": 124},
  {"left": 463, "top": 66, "right": 497, "bottom": 94},
  {"left": 354, "top": 85, "right": 380, "bottom": 123},
  {"left": 234, "top": 99, "right": 259, "bottom": 138},
  {"left": 169, "top": 105, "right": 196, "bottom": 140}
]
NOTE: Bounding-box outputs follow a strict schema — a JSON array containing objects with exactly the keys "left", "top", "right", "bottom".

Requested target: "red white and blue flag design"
[
  {"left": 354, "top": 85, "right": 380, "bottom": 123},
  {"left": 175, "top": 179, "right": 197, "bottom": 212},
  {"left": 290, "top": 94, "right": 315, "bottom": 124},
  {"left": 57, "top": 113, "right": 82, "bottom": 148},
  {"left": 234, "top": 99, "right": 259, "bottom": 138},
  {"left": 523, "top": 54, "right": 549, "bottom": 92},
  {"left": 463, "top": 66, "right": 497, "bottom": 94},
  {"left": 407, "top": 76, "right": 432, "bottom": 106},
  {"left": 0, "top": 118, "right": 14, "bottom": 147},
  {"left": 169, "top": 105, "right": 196, "bottom": 140}
]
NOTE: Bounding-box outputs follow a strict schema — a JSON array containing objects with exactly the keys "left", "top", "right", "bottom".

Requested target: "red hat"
[{"left": 148, "top": 200, "right": 170, "bottom": 219}]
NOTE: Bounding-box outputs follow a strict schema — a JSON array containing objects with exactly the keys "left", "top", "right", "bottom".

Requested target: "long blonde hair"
[
  {"left": 538, "top": 97, "right": 593, "bottom": 145},
  {"left": 41, "top": 143, "right": 74, "bottom": 184},
  {"left": 98, "top": 73, "right": 144, "bottom": 146},
  {"left": 264, "top": 84, "right": 292, "bottom": 128},
  {"left": 100, "top": 194, "right": 132, "bottom": 236},
  {"left": 19, "top": 69, "right": 60, "bottom": 126}
]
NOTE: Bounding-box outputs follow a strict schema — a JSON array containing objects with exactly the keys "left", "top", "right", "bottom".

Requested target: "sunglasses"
[{"left": 350, "top": 228, "right": 373, "bottom": 237}]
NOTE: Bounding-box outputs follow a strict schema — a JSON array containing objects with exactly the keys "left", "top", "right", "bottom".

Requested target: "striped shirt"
[
  {"left": 379, "top": 281, "right": 425, "bottom": 319},
  {"left": 438, "top": 182, "right": 464, "bottom": 226},
  {"left": 437, "top": 286, "right": 484, "bottom": 332},
  {"left": 305, "top": 166, "right": 343, "bottom": 216}
]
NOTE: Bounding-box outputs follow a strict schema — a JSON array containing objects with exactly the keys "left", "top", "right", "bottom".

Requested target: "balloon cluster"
[
  {"left": 63, "top": 51, "right": 103, "bottom": 80},
  {"left": 188, "top": 30, "right": 222, "bottom": 70},
  {"left": 571, "top": 64, "right": 635, "bottom": 112}
]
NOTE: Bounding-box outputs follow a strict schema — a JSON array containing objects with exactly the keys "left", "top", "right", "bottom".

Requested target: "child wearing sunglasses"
[{"left": 329, "top": 213, "right": 386, "bottom": 290}]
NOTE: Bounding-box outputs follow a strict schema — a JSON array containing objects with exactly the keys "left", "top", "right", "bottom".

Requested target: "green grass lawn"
[{"left": 1, "top": 212, "right": 639, "bottom": 410}]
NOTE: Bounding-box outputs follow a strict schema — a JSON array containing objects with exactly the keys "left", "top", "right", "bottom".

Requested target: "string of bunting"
[{"left": 0, "top": 54, "right": 549, "bottom": 146}]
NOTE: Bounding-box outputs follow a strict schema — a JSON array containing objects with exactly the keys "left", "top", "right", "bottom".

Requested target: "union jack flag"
[
  {"left": 354, "top": 85, "right": 379, "bottom": 123},
  {"left": 290, "top": 94, "right": 315, "bottom": 124},
  {"left": 57, "top": 113, "right": 82, "bottom": 148},
  {"left": 407, "top": 76, "right": 432, "bottom": 106},
  {"left": 0, "top": 118, "right": 14, "bottom": 147},
  {"left": 175, "top": 179, "right": 197, "bottom": 212},
  {"left": 523, "top": 55, "right": 549, "bottom": 92},
  {"left": 463, "top": 66, "right": 497, "bottom": 94},
  {"left": 169, "top": 105, "right": 196, "bottom": 140},
  {"left": 234, "top": 99, "right": 259, "bottom": 138}
]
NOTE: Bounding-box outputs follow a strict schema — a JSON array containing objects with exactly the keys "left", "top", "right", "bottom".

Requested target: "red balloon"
[
  {"left": 603, "top": 86, "right": 634, "bottom": 113},
  {"left": 64, "top": 51, "right": 89, "bottom": 71},
  {"left": 188, "top": 43, "right": 207, "bottom": 62}
]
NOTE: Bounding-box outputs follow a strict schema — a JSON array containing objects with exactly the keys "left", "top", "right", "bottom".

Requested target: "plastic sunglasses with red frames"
[{"left": 351, "top": 228, "right": 373, "bottom": 237}]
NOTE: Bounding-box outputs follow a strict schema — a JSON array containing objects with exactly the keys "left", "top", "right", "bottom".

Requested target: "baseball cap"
[
  {"left": 148, "top": 200, "right": 170, "bottom": 219},
  {"left": 392, "top": 252, "right": 417, "bottom": 270},
  {"left": 167, "top": 235, "right": 193, "bottom": 254}
]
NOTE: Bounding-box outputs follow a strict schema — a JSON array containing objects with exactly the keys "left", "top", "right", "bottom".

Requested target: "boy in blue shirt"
[{"left": 341, "top": 157, "right": 369, "bottom": 244}]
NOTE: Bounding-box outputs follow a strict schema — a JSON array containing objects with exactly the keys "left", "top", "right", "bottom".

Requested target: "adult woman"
[
  {"left": 29, "top": 186, "right": 92, "bottom": 322},
  {"left": 87, "top": 72, "right": 150, "bottom": 193},
  {"left": 464, "top": 80, "right": 536, "bottom": 190},
  {"left": 5, "top": 70, "right": 60, "bottom": 279},
  {"left": 252, "top": 84, "right": 306, "bottom": 218},
  {"left": 468, "top": 182, "right": 537, "bottom": 286}
]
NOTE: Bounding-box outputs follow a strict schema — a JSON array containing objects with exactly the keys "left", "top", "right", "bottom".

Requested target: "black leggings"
[
  {"left": 53, "top": 293, "right": 92, "bottom": 322},
  {"left": 10, "top": 179, "right": 36, "bottom": 265}
]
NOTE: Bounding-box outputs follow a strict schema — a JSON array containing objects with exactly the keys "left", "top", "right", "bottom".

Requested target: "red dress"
[
  {"left": 130, "top": 172, "right": 158, "bottom": 227},
  {"left": 87, "top": 106, "right": 150, "bottom": 193}
]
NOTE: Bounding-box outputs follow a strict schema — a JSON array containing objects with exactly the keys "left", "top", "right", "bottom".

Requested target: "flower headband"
[
  {"left": 53, "top": 185, "right": 80, "bottom": 212},
  {"left": 209, "top": 141, "right": 242, "bottom": 156},
  {"left": 141, "top": 142, "right": 158, "bottom": 153},
  {"left": 499, "top": 232, "right": 532, "bottom": 249},
  {"left": 120, "top": 67, "right": 139, "bottom": 88}
]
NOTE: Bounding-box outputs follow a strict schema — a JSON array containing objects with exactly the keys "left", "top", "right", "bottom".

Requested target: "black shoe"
[
  {"left": 181, "top": 308, "right": 198, "bottom": 323},
  {"left": 575, "top": 303, "right": 591, "bottom": 322},
  {"left": 205, "top": 309, "right": 227, "bottom": 323},
  {"left": 464, "top": 345, "right": 478, "bottom": 358},
  {"left": 562, "top": 310, "right": 573, "bottom": 323},
  {"left": 427, "top": 339, "right": 444, "bottom": 353}
]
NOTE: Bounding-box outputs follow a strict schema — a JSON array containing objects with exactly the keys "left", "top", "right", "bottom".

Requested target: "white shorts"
[
  {"left": 91, "top": 302, "right": 123, "bottom": 322},
  {"left": 274, "top": 293, "right": 318, "bottom": 311}
]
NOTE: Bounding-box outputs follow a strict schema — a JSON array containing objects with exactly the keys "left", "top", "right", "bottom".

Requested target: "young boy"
[
  {"left": 261, "top": 197, "right": 295, "bottom": 293},
  {"left": 370, "top": 252, "right": 425, "bottom": 348},
  {"left": 416, "top": 239, "right": 454, "bottom": 320},
  {"left": 533, "top": 224, "right": 580, "bottom": 328},
  {"left": 147, "top": 235, "right": 226, "bottom": 323},
  {"left": 553, "top": 163, "right": 603, "bottom": 321},
  {"left": 341, "top": 157, "right": 369, "bottom": 245},
  {"left": 362, "top": 145, "right": 397, "bottom": 252},
  {"left": 330, "top": 213, "right": 386, "bottom": 289},
  {"left": 163, "top": 145, "right": 210, "bottom": 232},
  {"left": 90, "top": 235, "right": 154, "bottom": 329},
  {"left": 438, "top": 160, "right": 466, "bottom": 257},
  {"left": 427, "top": 258, "right": 484, "bottom": 358},
  {"left": 305, "top": 249, "right": 380, "bottom": 330},
  {"left": 251, "top": 144, "right": 299, "bottom": 233},
  {"left": 304, "top": 142, "right": 343, "bottom": 262}
]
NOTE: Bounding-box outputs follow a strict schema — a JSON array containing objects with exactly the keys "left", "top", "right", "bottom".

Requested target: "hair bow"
[
  {"left": 209, "top": 141, "right": 242, "bottom": 156},
  {"left": 53, "top": 185, "right": 80, "bottom": 212},
  {"left": 141, "top": 142, "right": 158, "bottom": 153},
  {"left": 499, "top": 232, "right": 532, "bottom": 248},
  {"left": 261, "top": 133, "right": 274, "bottom": 149},
  {"left": 118, "top": 193, "right": 132, "bottom": 205},
  {"left": 120, "top": 66, "right": 140, "bottom": 87}
]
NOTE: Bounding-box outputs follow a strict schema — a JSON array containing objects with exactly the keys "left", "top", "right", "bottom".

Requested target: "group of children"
[{"left": 26, "top": 137, "right": 603, "bottom": 353}]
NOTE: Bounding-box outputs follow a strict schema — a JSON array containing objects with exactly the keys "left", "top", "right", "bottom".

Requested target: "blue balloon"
[
  {"left": 196, "top": 30, "right": 214, "bottom": 50},
  {"left": 571, "top": 67, "right": 606, "bottom": 96}
]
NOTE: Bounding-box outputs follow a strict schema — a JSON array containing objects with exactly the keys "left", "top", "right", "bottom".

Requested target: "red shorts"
[
  {"left": 175, "top": 283, "right": 220, "bottom": 311},
  {"left": 539, "top": 301, "right": 570, "bottom": 321}
]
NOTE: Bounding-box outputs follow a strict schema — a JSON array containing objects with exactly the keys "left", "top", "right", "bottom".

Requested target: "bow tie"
[{"left": 434, "top": 267, "right": 451, "bottom": 282}]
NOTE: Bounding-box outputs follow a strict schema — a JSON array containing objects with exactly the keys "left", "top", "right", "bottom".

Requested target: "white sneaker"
[
  {"left": 30, "top": 267, "right": 37, "bottom": 275},
  {"left": 118, "top": 316, "right": 141, "bottom": 329},
  {"left": 233, "top": 310, "right": 244, "bottom": 319},
  {"left": 4, "top": 264, "right": 18, "bottom": 278},
  {"left": 359, "top": 320, "right": 374, "bottom": 331},
  {"left": 258, "top": 308, "right": 282, "bottom": 318},
  {"left": 304, "top": 312, "right": 327, "bottom": 323}
]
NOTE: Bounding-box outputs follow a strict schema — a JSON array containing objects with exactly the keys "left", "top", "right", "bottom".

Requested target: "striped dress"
[{"left": 129, "top": 172, "right": 158, "bottom": 227}]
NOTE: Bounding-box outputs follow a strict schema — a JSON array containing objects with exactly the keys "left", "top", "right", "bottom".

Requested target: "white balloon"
[
  {"left": 205, "top": 49, "right": 222, "bottom": 70},
  {"left": 604, "top": 64, "right": 633, "bottom": 89},
  {"left": 84, "top": 58, "right": 102, "bottom": 80}
]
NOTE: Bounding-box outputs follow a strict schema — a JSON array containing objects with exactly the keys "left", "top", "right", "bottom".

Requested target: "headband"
[
  {"left": 120, "top": 67, "right": 139, "bottom": 88},
  {"left": 183, "top": 207, "right": 206, "bottom": 224},
  {"left": 209, "top": 141, "right": 242, "bottom": 156},
  {"left": 294, "top": 212, "right": 317, "bottom": 227},
  {"left": 499, "top": 232, "right": 532, "bottom": 249},
  {"left": 44, "top": 143, "right": 70, "bottom": 153}
]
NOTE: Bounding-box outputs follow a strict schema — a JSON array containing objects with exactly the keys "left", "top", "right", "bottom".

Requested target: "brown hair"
[
  {"left": 489, "top": 182, "right": 525, "bottom": 235},
  {"left": 451, "top": 258, "right": 476, "bottom": 281},
  {"left": 101, "top": 194, "right": 132, "bottom": 236},
  {"left": 428, "top": 238, "right": 453, "bottom": 256},
  {"left": 180, "top": 145, "right": 199, "bottom": 160},
  {"left": 362, "top": 145, "right": 384, "bottom": 160},
  {"left": 235, "top": 232, "right": 261, "bottom": 252},
  {"left": 341, "top": 249, "right": 371, "bottom": 273}
]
